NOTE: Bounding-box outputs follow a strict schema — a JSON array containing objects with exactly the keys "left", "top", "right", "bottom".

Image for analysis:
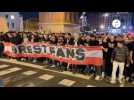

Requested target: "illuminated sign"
[
  {"left": 109, "top": 29, "right": 122, "bottom": 34},
  {"left": 112, "top": 19, "right": 121, "bottom": 28}
]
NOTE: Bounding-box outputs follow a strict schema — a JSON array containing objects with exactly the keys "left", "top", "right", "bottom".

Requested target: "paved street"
[{"left": 0, "top": 58, "right": 133, "bottom": 87}]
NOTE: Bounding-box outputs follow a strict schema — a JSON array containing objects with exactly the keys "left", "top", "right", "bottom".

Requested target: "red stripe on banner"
[{"left": 2, "top": 42, "right": 103, "bottom": 66}]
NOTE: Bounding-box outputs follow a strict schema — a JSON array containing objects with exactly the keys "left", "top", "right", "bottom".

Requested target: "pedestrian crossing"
[
  {"left": 86, "top": 85, "right": 96, "bottom": 87},
  {"left": 22, "top": 71, "right": 37, "bottom": 76},
  {"left": 58, "top": 79, "right": 76, "bottom": 87},
  {"left": 0, "top": 64, "right": 79, "bottom": 87},
  {"left": 38, "top": 74, "right": 55, "bottom": 81},
  {"left": 0, "top": 67, "right": 22, "bottom": 76},
  {"left": 0, "top": 63, "right": 131, "bottom": 87},
  {"left": 0, "top": 64, "right": 10, "bottom": 69}
]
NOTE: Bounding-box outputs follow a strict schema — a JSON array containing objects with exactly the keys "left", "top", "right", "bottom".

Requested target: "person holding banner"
[
  {"left": 48, "top": 35, "right": 57, "bottom": 68},
  {"left": 64, "top": 33, "right": 75, "bottom": 71},
  {"left": 88, "top": 35, "right": 103, "bottom": 81},
  {"left": 129, "top": 39, "right": 134, "bottom": 84},
  {"left": 77, "top": 35, "right": 87, "bottom": 74},
  {"left": 56, "top": 36, "right": 66, "bottom": 72}
]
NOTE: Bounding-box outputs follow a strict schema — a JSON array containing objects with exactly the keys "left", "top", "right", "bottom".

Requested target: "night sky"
[{"left": 19, "top": 12, "right": 38, "bottom": 20}]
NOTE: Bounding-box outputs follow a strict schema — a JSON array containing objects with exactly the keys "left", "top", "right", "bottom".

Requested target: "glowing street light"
[
  {"left": 122, "top": 25, "right": 126, "bottom": 29},
  {"left": 100, "top": 24, "right": 105, "bottom": 29},
  {"left": 129, "top": 26, "right": 133, "bottom": 30},
  {"left": 103, "top": 13, "right": 109, "bottom": 17}
]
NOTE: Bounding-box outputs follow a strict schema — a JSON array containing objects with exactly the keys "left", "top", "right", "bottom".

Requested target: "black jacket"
[
  {"left": 0, "top": 43, "right": 4, "bottom": 56},
  {"left": 88, "top": 40, "right": 99, "bottom": 46},
  {"left": 64, "top": 38, "right": 74, "bottom": 45}
]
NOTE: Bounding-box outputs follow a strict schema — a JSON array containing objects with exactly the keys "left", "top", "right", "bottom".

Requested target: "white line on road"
[
  {"left": 0, "top": 64, "right": 9, "bottom": 69},
  {"left": 58, "top": 79, "right": 75, "bottom": 87},
  {"left": 22, "top": 71, "right": 37, "bottom": 76},
  {"left": 38, "top": 74, "right": 54, "bottom": 80},
  {"left": 86, "top": 85, "right": 96, "bottom": 87},
  {"left": 0, "top": 58, "right": 90, "bottom": 80},
  {"left": 0, "top": 67, "right": 22, "bottom": 76}
]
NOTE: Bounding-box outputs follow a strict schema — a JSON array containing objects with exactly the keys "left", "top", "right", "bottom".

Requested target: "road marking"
[
  {"left": 25, "top": 82, "right": 35, "bottom": 87},
  {"left": 120, "top": 84, "right": 125, "bottom": 87},
  {"left": 0, "top": 67, "right": 22, "bottom": 76},
  {"left": 38, "top": 74, "right": 54, "bottom": 80},
  {"left": 58, "top": 79, "right": 75, "bottom": 87},
  {"left": 15, "top": 83, "right": 25, "bottom": 87},
  {"left": 0, "top": 65, "right": 9, "bottom": 69},
  {"left": 0, "top": 58, "right": 90, "bottom": 80},
  {"left": 22, "top": 71, "right": 37, "bottom": 76},
  {"left": 86, "top": 85, "right": 96, "bottom": 87}
]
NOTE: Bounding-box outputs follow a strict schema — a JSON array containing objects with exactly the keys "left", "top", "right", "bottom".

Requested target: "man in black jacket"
[
  {"left": 0, "top": 43, "right": 4, "bottom": 58},
  {"left": 64, "top": 33, "right": 74, "bottom": 45},
  {"left": 129, "top": 40, "right": 134, "bottom": 84}
]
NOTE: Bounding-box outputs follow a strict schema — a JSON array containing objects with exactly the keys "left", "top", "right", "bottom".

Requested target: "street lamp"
[
  {"left": 103, "top": 13, "right": 109, "bottom": 17},
  {"left": 122, "top": 25, "right": 126, "bottom": 29},
  {"left": 129, "top": 26, "right": 133, "bottom": 30},
  {"left": 100, "top": 24, "right": 105, "bottom": 30}
]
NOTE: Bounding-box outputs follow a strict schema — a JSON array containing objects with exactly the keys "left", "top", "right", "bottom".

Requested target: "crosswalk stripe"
[
  {"left": 38, "top": 74, "right": 54, "bottom": 80},
  {"left": 0, "top": 59, "right": 91, "bottom": 80},
  {"left": 0, "top": 64, "right": 9, "bottom": 69},
  {"left": 86, "top": 85, "right": 96, "bottom": 87},
  {"left": 25, "top": 82, "right": 35, "bottom": 87},
  {"left": 22, "top": 71, "right": 37, "bottom": 76},
  {"left": 58, "top": 79, "right": 75, "bottom": 87},
  {"left": 0, "top": 67, "right": 22, "bottom": 76}
]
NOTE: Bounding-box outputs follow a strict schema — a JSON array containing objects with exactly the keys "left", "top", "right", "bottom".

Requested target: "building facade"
[
  {"left": 0, "top": 16, "right": 8, "bottom": 32},
  {"left": 87, "top": 12, "right": 100, "bottom": 31},
  {"left": 39, "top": 12, "right": 80, "bottom": 33},
  {"left": 0, "top": 12, "right": 23, "bottom": 32},
  {"left": 98, "top": 12, "right": 133, "bottom": 34},
  {"left": 23, "top": 18, "right": 39, "bottom": 32}
]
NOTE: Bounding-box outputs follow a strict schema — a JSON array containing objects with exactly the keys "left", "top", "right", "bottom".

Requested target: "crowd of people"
[{"left": 0, "top": 31, "right": 134, "bottom": 85}]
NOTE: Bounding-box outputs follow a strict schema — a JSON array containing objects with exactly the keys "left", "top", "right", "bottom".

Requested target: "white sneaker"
[
  {"left": 33, "top": 59, "right": 37, "bottom": 63},
  {"left": 95, "top": 76, "right": 100, "bottom": 81},
  {"left": 110, "top": 80, "right": 116, "bottom": 84},
  {"left": 21, "top": 58, "right": 24, "bottom": 61},
  {"left": 50, "top": 65, "right": 55, "bottom": 68},
  {"left": 125, "top": 77, "right": 129, "bottom": 82}
]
